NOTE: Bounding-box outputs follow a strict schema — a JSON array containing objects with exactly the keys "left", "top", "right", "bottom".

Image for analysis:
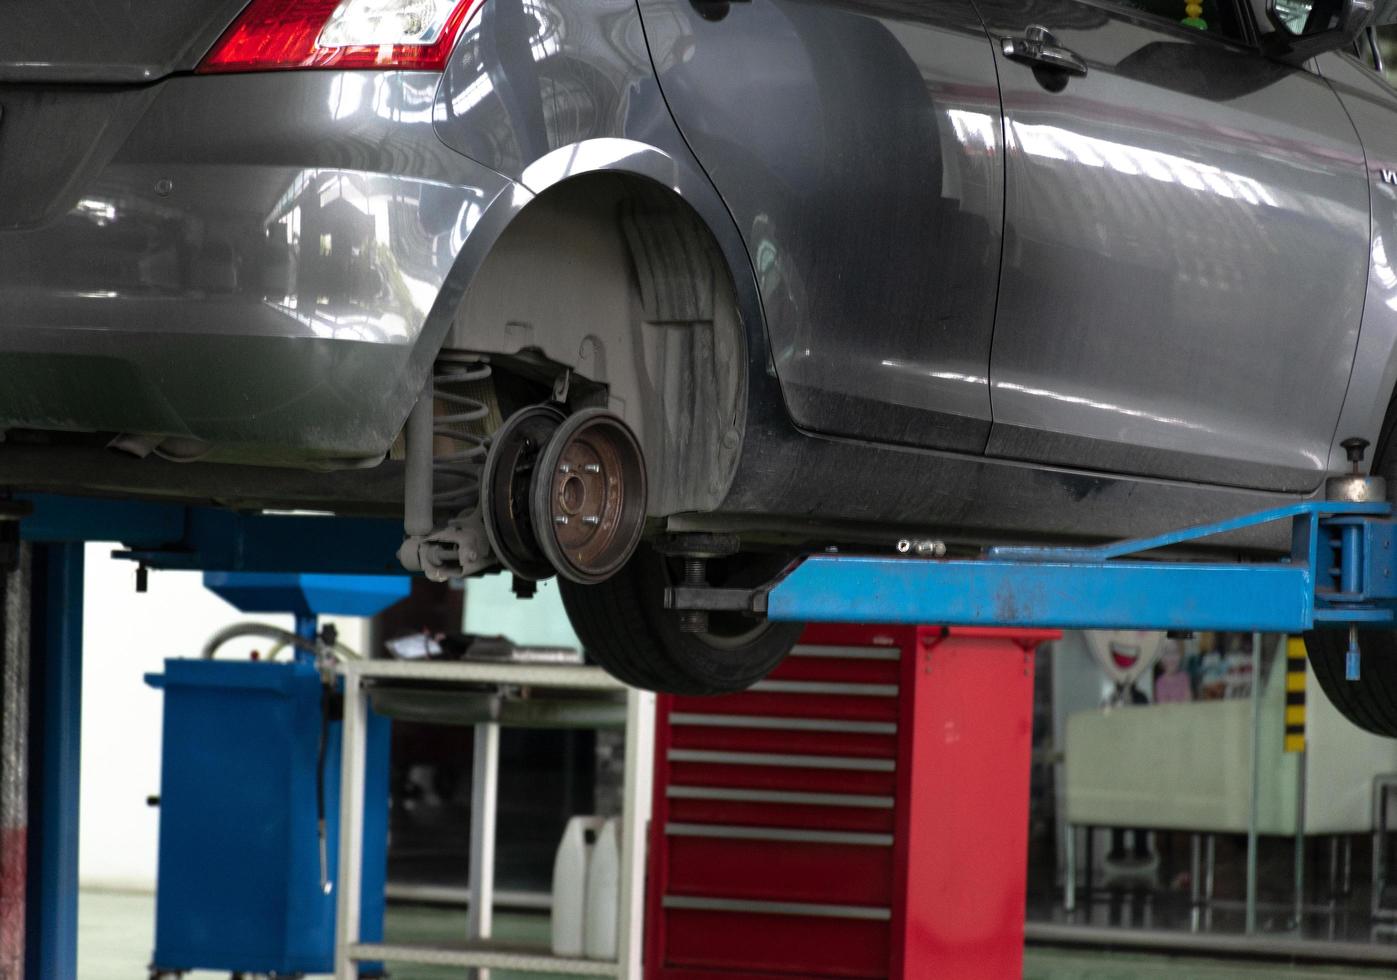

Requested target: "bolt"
[
  {"left": 679, "top": 556, "right": 709, "bottom": 634},
  {"left": 553, "top": 515, "right": 570, "bottom": 525},
  {"left": 559, "top": 463, "right": 572, "bottom": 474},
  {"left": 1342, "top": 437, "right": 1370, "bottom": 475},
  {"left": 582, "top": 515, "right": 601, "bottom": 526},
  {"left": 897, "top": 539, "right": 912, "bottom": 554},
  {"left": 583, "top": 463, "right": 601, "bottom": 474},
  {"left": 916, "top": 540, "right": 947, "bottom": 558}
]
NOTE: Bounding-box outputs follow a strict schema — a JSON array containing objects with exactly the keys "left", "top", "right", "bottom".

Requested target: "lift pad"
[{"left": 673, "top": 501, "right": 1397, "bottom": 634}]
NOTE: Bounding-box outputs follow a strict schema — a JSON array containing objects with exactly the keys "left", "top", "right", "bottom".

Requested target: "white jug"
[
  {"left": 584, "top": 816, "right": 621, "bottom": 960},
  {"left": 551, "top": 815, "right": 605, "bottom": 957}
]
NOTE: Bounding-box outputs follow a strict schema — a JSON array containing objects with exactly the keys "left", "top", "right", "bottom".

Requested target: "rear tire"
[
  {"left": 1305, "top": 414, "right": 1397, "bottom": 736},
  {"left": 558, "top": 543, "right": 803, "bottom": 694}
]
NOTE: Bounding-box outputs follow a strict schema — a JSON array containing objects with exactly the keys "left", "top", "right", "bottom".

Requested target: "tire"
[
  {"left": 558, "top": 543, "right": 804, "bottom": 694},
  {"left": 1304, "top": 628, "right": 1397, "bottom": 737},
  {"left": 1305, "top": 413, "right": 1397, "bottom": 736}
]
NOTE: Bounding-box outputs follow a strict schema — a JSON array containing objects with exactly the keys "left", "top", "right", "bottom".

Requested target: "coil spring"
[{"left": 432, "top": 359, "right": 493, "bottom": 515}]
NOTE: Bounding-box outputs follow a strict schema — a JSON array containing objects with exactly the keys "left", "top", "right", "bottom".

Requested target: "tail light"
[{"left": 198, "top": 0, "right": 486, "bottom": 73}]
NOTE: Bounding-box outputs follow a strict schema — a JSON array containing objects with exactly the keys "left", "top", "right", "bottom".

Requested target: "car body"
[{"left": 5, "top": 0, "right": 1397, "bottom": 692}]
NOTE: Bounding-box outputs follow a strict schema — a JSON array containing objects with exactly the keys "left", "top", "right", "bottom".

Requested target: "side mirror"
[{"left": 1263, "top": 0, "right": 1376, "bottom": 63}]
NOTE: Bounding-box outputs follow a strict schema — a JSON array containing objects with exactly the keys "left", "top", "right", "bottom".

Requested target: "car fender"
[
  {"left": 428, "top": 0, "right": 791, "bottom": 514},
  {"left": 429, "top": 0, "right": 774, "bottom": 367}
]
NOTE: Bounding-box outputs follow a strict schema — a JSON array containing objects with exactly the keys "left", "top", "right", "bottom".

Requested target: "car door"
[
  {"left": 636, "top": 0, "right": 1004, "bottom": 452},
  {"left": 976, "top": 0, "right": 1369, "bottom": 492}
]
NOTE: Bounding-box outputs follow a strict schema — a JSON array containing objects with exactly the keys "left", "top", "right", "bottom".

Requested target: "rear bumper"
[{"left": 0, "top": 70, "right": 516, "bottom": 464}]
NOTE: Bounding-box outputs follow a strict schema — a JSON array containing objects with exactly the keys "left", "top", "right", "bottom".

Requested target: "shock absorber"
[
  {"left": 402, "top": 356, "right": 499, "bottom": 579},
  {"left": 429, "top": 355, "right": 494, "bottom": 519}
]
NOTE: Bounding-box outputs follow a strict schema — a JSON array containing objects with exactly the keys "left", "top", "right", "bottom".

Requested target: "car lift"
[
  {"left": 673, "top": 445, "right": 1395, "bottom": 669},
  {"left": 758, "top": 497, "right": 1391, "bottom": 643},
  {"left": 6, "top": 444, "right": 1396, "bottom": 978}
]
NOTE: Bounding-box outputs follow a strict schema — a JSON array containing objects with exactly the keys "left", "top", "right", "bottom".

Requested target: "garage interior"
[
  {"left": 4, "top": 509, "right": 1397, "bottom": 980},
  {"left": 12, "top": 0, "right": 1397, "bottom": 978}
]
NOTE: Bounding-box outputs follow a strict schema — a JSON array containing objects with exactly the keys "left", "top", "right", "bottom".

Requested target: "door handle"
[{"left": 1000, "top": 26, "right": 1087, "bottom": 77}]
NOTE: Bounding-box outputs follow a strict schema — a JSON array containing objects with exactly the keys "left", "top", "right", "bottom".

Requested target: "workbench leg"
[
  {"left": 1344, "top": 835, "right": 1354, "bottom": 897},
  {"left": 1373, "top": 780, "right": 1389, "bottom": 920},
  {"left": 467, "top": 720, "right": 499, "bottom": 974},
  {"left": 617, "top": 690, "right": 655, "bottom": 980},
  {"left": 1329, "top": 836, "right": 1340, "bottom": 906},
  {"left": 1190, "top": 834, "right": 1201, "bottom": 906},
  {"left": 1063, "top": 825, "right": 1076, "bottom": 914},
  {"left": 1294, "top": 749, "right": 1308, "bottom": 931},
  {"left": 335, "top": 667, "right": 367, "bottom": 980},
  {"left": 1205, "top": 835, "right": 1217, "bottom": 903},
  {"left": 25, "top": 544, "right": 82, "bottom": 980},
  {"left": 1084, "top": 827, "right": 1094, "bottom": 908}
]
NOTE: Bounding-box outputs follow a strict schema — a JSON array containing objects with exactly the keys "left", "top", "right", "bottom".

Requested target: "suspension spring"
[{"left": 431, "top": 358, "right": 494, "bottom": 517}]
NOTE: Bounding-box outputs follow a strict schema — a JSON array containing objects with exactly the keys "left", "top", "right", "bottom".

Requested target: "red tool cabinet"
[{"left": 645, "top": 623, "right": 1056, "bottom": 980}]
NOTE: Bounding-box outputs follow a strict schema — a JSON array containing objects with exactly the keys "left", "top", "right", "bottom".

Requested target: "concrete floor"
[{"left": 78, "top": 889, "right": 1397, "bottom": 979}]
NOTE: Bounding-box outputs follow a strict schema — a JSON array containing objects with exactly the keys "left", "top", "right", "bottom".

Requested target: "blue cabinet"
[{"left": 147, "top": 658, "right": 390, "bottom": 976}]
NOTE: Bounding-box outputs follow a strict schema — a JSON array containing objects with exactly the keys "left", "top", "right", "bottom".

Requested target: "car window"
[{"left": 1098, "top": 0, "right": 1247, "bottom": 41}]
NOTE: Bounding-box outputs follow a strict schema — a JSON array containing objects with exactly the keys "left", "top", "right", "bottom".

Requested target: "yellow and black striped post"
[{"left": 1284, "top": 636, "right": 1307, "bottom": 754}]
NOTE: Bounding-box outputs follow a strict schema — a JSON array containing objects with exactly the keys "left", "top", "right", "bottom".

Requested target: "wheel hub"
[{"left": 531, "top": 409, "right": 647, "bottom": 584}]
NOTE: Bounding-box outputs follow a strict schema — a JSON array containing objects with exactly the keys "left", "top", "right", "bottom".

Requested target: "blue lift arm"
[{"left": 668, "top": 502, "right": 1397, "bottom": 658}]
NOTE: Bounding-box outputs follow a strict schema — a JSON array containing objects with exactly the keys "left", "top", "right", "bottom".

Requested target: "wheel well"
[{"left": 445, "top": 172, "right": 748, "bottom": 517}]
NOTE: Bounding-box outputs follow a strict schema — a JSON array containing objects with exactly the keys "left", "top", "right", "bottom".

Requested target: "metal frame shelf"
[
  {"left": 348, "top": 942, "right": 622, "bottom": 975},
  {"left": 333, "top": 658, "right": 655, "bottom": 980}
]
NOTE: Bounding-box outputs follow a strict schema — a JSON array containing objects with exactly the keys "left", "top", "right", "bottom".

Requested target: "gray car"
[{"left": 4, "top": 0, "right": 1397, "bottom": 713}]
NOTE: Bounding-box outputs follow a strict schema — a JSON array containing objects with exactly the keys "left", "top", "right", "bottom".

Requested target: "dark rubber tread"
[
  {"left": 1306, "top": 628, "right": 1397, "bottom": 736},
  {"left": 560, "top": 552, "right": 671, "bottom": 691},
  {"left": 559, "top": 543, "right": 802, "bottom": 694}
]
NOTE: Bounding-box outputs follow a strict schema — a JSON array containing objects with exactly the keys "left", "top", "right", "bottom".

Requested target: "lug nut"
[
  {"left": 553, "top": 515, "right": 569, "bottom": 525},
  {"left": 582, "top": 515, "right": 601, "bottom": 526},
  {"left": 583, "top": 463, "right": 601, "bottom": 474}
]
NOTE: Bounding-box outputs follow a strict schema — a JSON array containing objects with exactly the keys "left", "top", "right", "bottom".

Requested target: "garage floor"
[{"left": 78, "top": 889, "right": 1397, "bottom": 980}]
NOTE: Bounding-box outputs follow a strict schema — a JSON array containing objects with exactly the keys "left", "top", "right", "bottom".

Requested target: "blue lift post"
[{"left": 24, "top": 543, "right": 83, "bottom": 980}]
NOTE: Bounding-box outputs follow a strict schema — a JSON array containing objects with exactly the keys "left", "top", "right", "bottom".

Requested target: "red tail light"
[{"left": 198, "top": 0, "right": 486, "bottom": 73}]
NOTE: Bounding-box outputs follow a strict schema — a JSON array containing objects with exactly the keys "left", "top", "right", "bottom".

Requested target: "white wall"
[{"left": 77, "top": 544, "right": 367, "bottom": 892}]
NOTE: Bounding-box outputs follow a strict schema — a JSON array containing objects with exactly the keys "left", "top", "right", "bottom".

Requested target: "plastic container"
[
  {"left": 584, "top": 816, "right": 621, "bottom": 960},
  {"left": 551, "top": 815, "right": 605, "bottom": 956}
]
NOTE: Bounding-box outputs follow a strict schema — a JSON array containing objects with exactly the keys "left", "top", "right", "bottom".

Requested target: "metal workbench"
[{"left": 333, "top": 658, "right": 656, "bottom": 980}]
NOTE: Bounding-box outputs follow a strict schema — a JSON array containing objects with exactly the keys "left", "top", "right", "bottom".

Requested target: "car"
[{"left": 6, "top": 0, "right": 1397, "bottom": 711}]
